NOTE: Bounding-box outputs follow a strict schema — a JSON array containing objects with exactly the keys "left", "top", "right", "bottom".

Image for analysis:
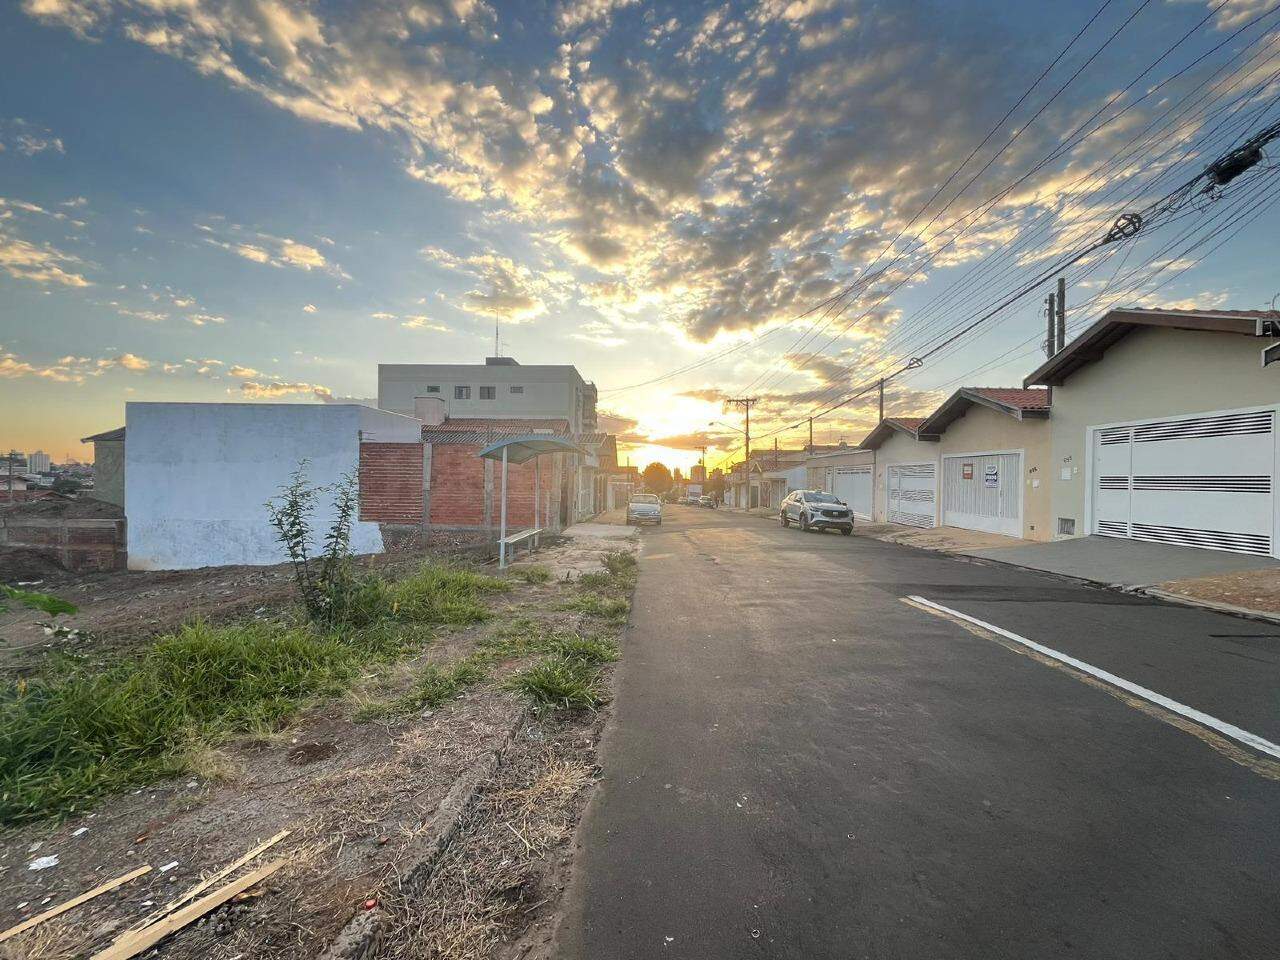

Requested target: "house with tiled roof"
[{"left": 1024, "top": 306, "right": 1279, "bottom": 557}]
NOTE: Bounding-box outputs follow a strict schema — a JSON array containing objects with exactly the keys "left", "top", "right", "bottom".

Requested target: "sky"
[{"left": 2, "top": 0, "right": 1278, "bottom": 473}]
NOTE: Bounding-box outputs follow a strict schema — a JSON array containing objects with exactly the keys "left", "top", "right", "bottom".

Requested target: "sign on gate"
[
  {"left": 984, "top": 464, "right": 999, "bottom": 488},
  {"left": 962, "top": 462, "right": 973, "bottom": 480}
]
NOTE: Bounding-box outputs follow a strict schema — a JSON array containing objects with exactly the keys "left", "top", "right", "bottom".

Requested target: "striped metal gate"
[
  {"left": 833, "top": 465, "right": 873, "bottom": 520},
  {"left": 1091, "top": 408, "right": 1276, "bottom": 557},
  {"left": 942, "top": 452, "right": 1022, "bottom": 538},
  {"left": 887, "top": 462, "right": 937, "bottom": 528}
]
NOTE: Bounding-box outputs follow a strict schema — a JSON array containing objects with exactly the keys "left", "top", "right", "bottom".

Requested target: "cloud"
[
  {"left": 240, "top": 380, "right": 333, "bottom": 399},
  {"left": 0, "top": 226, "right": 90, "bottom": 287},
  {"left": 302, "top": 303, "right": 317, "bottom": 313},
  {"left": 19, "top": 0, "right": 1260, "bottom": 381},
  {"left": 204, "top": 228, "right": 347, "bottom": 277},
  {"left": 400, "top": 315, "right": 449, "bottom": 332},
  {"left": 1, "top": 118, "right": 65, "bottom": 156}
]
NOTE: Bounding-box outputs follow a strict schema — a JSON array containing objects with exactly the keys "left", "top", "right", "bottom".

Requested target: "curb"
[
  {"left": 316, "top": 708, "right": 529, "bottom": 960},
  {"left": 1139, "top": 587, "right": 1280, "bottom": 625}
]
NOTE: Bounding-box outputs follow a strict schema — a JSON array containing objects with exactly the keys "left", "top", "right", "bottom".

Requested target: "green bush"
[{"left": 0, "top": 620, "right": 379, "bottom": 825}]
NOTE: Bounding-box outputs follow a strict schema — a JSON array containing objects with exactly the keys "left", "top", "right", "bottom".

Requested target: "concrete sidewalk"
[
  {"left": 964, "top": 535, "right": 1279, "bottom": 586},
  {"left": 839, "top": 519, "right": 1280, "bottom": 620}
]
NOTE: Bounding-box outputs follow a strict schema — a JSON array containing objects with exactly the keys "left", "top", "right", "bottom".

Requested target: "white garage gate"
[
  {"left": 887, "top": 462, "right": 937, "bottom": 528},
  {"left": 1090, "top": 407, "right": 1277, "bottom": 558},
  {"left": 833, "top": 465, "right": 873, "bottom": 520},
  {"left": 942, "top": 451, "right": 1023, "bottom": 538}
]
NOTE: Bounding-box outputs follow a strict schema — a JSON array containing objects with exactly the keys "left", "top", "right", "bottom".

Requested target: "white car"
[
  {"left": 780, "top": 490, "right": 853, "bottom": 535},
  {"left": 627, "top": 493, "right": 663, "bottom": 525}
]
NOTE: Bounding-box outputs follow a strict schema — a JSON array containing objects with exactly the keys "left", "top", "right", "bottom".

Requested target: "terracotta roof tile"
[{"left": 967, "top": 387, "right": 1051, "bottom": 411}]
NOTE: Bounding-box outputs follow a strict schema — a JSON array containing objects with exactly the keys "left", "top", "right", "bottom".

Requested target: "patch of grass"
[
  {"left": 355, "top": 660, "right": 487, "bottom": 721},
  {"left": 547, "top": 633, "right": 619, "bottom": 665},
  {"left": 385, "top": 564, "right": 509, "bottom": 625},
  {"left": 603, "top": 550, "right": 638, "bottom": 579},
  {"left": 559, "top": 592, "right": 631, "bottom": 622},
  {"left": 505, "top": 654, "right": 606, "bottom": 712},
  {"left": 576, "top": 571, "right": 613, "bottom": 591},
  {"left": 508, "top": 564, "right": 553, "bottom": 584},
  {"left": 0, "top": 620, "right": 387, "bottom": 825}
]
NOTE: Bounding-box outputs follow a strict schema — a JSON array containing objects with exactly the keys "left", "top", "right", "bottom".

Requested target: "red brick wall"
[
  {"left": 428, "top": 443, "right": 558, "bottom": 529},
  {"left": 359, "top": 442, "right": 424, "bottom": 524}
]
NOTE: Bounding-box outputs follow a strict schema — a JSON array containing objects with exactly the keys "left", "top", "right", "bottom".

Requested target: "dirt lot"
[
  {"left": 1156, "top": 567, "right": 1280, "bottom": 617},
  {"left": 0, "top": 537, "right": 637, "bottom": 960},
  {"left": 0, "top": 539, "right": 486, "bottom": 676}
]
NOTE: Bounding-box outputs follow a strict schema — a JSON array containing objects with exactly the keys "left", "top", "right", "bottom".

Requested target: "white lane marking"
[{"left": 907, "top": 595, "right": 1280, "bottom": 761}]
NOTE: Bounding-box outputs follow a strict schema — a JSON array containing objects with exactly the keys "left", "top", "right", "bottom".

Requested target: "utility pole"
[
  {"left": 1056, "top": 276, "right": 1067, "bottom": 352},
  {"left": 807, "top": 417, "right": 813, "bottom": 454},
  {"left": 877, "top": 378, "right": 885, "bottom": 423},
  {"left": 1045, "top": 292, "right": 1057, "bottom": 357},
  {"left": 6, "top": 449, "right": 14, "bottom": 501},
  {"left": 726, "top": 397, "right": 756, "bottom": 508}
]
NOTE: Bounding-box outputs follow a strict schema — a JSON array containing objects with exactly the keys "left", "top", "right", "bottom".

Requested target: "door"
[
  {"left": 1091, "top": 408, "right": 1276, "bottom": 557},
  {"left": 942, "top": 452, "right": 1023, "bottom": 538},
  {"left": 833, "top": 465, "right": 873, "bottom": 520},
  {"left": 887, "top": 462, "right": 937, "bottom": 528}
]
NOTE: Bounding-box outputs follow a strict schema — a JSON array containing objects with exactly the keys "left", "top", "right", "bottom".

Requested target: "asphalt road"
[{"left": 553, "top": 507, "right": 1280, "bottom": 960}]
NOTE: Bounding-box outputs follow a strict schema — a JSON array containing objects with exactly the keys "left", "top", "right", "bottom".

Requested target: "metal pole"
[
  {"left": 1056, "top": 276, "right": 1067, "bottom": 352},
  {"left": 1045, "top": 293, "right": 1057, "bottom": 356},
  {"left": 499, "top": 446, "right": 509, "bottom": 568},
  {"left": 808, "top": 417, "right": 813, "bottom": 453},
  {"left": 534, "top": 456, "right": 541, "bottom": 529}
]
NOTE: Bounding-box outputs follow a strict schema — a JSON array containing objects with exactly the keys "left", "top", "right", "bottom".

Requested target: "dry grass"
[{"left": 378, "top": 732, "right": 596, "bottom": 960}]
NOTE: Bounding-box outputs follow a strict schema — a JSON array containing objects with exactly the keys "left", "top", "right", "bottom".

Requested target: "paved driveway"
[{"left": 554, "top": 507, "right": 1280, "bottom": 960}]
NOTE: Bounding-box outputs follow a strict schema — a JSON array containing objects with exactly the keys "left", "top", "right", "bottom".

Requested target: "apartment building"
[{"left": 377, "top": 357, "right": 597, "bottom": 432}]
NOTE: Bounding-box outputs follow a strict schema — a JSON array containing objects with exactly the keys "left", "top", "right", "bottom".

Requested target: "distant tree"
[
  {"left": 51, "top": 477, "right": 81, "bottom": 494},
  {"left": 641, "top": 462, "right": 673, "bottom": 494},
  {"left": 673, "top": 466, "right": 684, "bottom": 481}
]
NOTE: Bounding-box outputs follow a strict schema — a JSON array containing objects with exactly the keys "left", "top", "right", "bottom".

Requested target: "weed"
[
  {"left": 505, "top": 655, "right": 605, "bottom": 712},
  {"left": 559, "top": 592, "right": 630, "bottom": 622},
  {"left": 0, "top": 620, "right": 388, "bottom": 826},
  {"left": 386, "top": 564, "right": 508, "bottom": 625},
  {"left": 603, "top": 550, "right": 637, "bottom": 578},
  {"left": 548, "top": 633, "right": 619, "bottom": 665},
  {"left": 576, "top": 571, "right": 612, "bottom": 591},
  {"left": 0, "top": 585, "right": 77, "bottom": 617},
  {"left": 509, "top": 565, "right": 553, "bottom": 584},
  {"left": 356, "top": 660, "right": 487, "bottom": 721}
]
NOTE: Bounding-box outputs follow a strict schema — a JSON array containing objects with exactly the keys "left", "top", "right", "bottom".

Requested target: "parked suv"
[
  {"left": 780, "top": 490, "right": 853, "bottom": 534},
  {"left": 627, "top": 493, "right": 663, "bottom": 525}
]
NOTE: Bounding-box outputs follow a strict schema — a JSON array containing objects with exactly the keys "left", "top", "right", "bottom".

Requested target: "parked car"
[
  {"left": 780, "top": 490, "right": 853, "bottom": 534},
  {"left": 698, "top": 495, "right": 716, "bottom": 508},
  {"left": 627, "top": 493, "right": 663, "bottom": 525}
]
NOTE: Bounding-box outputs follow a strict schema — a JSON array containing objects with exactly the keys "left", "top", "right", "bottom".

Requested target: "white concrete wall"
[
  {"left": 1046, "top": 326, "right": 1280, "bottom": 540},
  {"left": 125, "top": 403, "right": 420, "bottom": 570}
]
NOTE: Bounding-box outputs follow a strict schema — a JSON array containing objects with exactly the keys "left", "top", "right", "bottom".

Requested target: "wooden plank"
[
  {"left": 90, "top": 858, "right": 287, "bottom": 960},
  {"left": 126, "top": 829, "right": 290, "bottom": 933},
  {"left": 0, "top": 866, "right": 152, "bottom": 944}
]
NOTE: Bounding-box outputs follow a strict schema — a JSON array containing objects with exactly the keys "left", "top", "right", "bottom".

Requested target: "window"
[
  {"left": 454, "top": 386, "right": 471, "bottom": 400},
  {"left": 509, "top": 385, "right": 524, "bottom": 394},
  {"left": 1057, "top": 517, "right": 1076, "bottom": 535},
  {"left": 479, "top": 385, "right": 496, "bottom": 400},
  {"left": 425, "top": 385, "right": 440, "bottom": 394}
]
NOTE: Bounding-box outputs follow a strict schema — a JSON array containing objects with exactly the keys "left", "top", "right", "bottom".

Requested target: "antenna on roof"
[{"left": 494, "top": 318, "right": 500, "bottom": 357}]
